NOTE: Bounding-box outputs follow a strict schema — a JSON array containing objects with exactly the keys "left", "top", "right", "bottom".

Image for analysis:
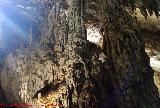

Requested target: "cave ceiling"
[{"left": 0, "top": 0, "right": 160, "bottom": 51}]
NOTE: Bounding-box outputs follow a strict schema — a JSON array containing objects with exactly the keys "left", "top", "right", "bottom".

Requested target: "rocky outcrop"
[
  {"left": 132, "top": 8, "right": 160, "bottom": 56},
  {"left": 0, "top": 49, "right": 8, "bottom": 103},
  {"left": 0, "top": 63, "right": 7, "bottom": 103},
  {"left": 1, "top": 47, "right": 57, "bottom": 104},
  {"left": 100, "top": 0, "right": 160, "bottom": 107},
  {"left": 36, "top": 0, "right": 160, "bottom": 107},
  {"left": 133, "top": 10, "right": 160, "bottom": 98},
  {"left": 0, "top": 0, "right": 160, "bottom": 108}
]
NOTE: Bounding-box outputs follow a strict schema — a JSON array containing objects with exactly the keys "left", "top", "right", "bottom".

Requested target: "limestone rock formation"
[
  {"left": 0, "top": 49, "right": 8, "bottom": 103},
  {"left": 1, "top": 47, "right": 57, "bottom": 104},
  {"left": 0, "top": 0, "right": 160, "bottom": 108},
  {"left": 0, "top": 63, "right": 7, "bottom": 103},
  {"left": 99, "top": 0, "right": 160, "bottom": 107}
]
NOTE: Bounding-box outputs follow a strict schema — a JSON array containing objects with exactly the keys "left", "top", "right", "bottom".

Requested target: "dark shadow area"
[{"left": 32, "top": 80, "right": 66, "bottom": 99}]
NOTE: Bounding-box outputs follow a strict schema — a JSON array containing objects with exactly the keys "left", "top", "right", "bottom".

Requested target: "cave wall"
[{"left": 0, "top": 0, "right": 160, "bottom": 108}]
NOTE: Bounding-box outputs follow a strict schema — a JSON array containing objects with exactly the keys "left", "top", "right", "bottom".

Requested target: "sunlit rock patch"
[
  {"left": 150, "top": 56, "right": 160, "bottom": 96},
  {"left": 87, "top": 26, "right": 104, "bottom": 48},
  {"left": 35, "top": 85, "right": 68, "bottom": 108},
  {"left": 87, "top": 27, "right": 101, "bottom": 44},
  {"left": 150, "top": 57, "right": 160, "bottom": 72}
]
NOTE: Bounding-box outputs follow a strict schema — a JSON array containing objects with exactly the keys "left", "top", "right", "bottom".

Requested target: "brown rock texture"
[
  {"left": 1, "top": 47, "right": 56, "bottom": 104},
  {"left": 0, "top": 0, "right": 160, "bottom": 108},
  {"left": 100, "top": 0, "right": 160, "bottom": 108}
]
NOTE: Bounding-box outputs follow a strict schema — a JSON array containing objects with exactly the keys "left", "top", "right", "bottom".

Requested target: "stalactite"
[
  {"left": 1, "top": 0, "right": 160, "bottom": 108},
  {"left": 100, "top": 0, "right": 160, "bottom": 107}
]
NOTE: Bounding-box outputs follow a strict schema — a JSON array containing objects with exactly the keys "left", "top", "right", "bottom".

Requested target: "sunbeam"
[
  {"left": 0, "top": 9, "right": 28, "bottom": 37},
  {"left": 0, "top": 3, "right": 32, "bottom": 49}
]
